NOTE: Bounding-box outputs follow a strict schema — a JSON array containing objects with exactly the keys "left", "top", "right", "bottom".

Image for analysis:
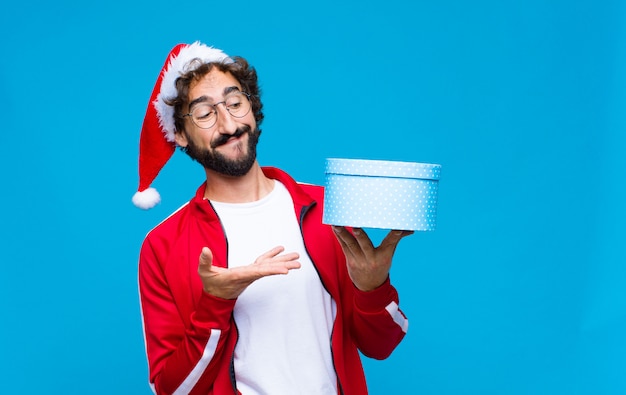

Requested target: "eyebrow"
[{"left": 188, "top": 86, "right": 242, "bottom": 111}]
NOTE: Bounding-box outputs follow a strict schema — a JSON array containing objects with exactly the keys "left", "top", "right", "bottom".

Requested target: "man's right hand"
[{"left": 198, "top": 246, "right": 301, "bottom": 299}]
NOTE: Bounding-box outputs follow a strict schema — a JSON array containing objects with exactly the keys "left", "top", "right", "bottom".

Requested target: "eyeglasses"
[{"left": 182, "top": 91, "right": 252, "bottom": 129}]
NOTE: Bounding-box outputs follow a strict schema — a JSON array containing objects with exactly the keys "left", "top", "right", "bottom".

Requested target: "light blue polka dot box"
[{"left": 322, "top": 158, "right": 442, "bottom": 231}]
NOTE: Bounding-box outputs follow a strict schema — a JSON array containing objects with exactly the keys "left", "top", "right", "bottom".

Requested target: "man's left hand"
[{"left": 332, "top": 226, "right": 414, "bottom": 292}]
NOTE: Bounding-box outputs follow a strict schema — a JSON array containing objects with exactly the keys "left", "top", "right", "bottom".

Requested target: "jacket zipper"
[
  {"left": 208, "top": 200, "right": 239, "bottom": 394},
  {"left": 299, "top": 202, "right": 345, "bottom": 395}
]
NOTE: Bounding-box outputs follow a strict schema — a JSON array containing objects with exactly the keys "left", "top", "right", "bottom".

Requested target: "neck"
[{"left": 203, "top": 163, "right": 274, "bottom": 203}]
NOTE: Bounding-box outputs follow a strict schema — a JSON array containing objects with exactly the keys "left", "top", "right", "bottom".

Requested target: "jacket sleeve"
[
  {"left": 139, "top": 237, "right": 236, "bottom": 395},
  {"left": 350, "top": 276, "right": 409, "bottom": 360}
]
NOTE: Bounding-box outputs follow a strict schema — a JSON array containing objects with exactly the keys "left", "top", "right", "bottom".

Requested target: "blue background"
[{"left": 1, "top": 0, "right": 625, "bottom": 394}]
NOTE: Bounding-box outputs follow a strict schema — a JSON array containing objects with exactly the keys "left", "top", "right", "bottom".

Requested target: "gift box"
[{"left": 322, "top": 158, "right": 441, "bottom": 231}]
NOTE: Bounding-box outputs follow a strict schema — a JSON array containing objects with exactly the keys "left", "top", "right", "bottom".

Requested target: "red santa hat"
[{"left": 132, "top": 41, "right": 232, "bottom": 209}]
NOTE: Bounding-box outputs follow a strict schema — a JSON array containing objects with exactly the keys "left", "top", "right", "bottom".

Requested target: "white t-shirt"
[{"left": 211, "top": 181, "right": 337, "bottom": 395}]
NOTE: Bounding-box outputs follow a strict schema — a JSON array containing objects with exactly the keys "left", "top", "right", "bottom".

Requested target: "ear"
[{"left": 174, "top": 131, "right": 189, "bottom": 147}]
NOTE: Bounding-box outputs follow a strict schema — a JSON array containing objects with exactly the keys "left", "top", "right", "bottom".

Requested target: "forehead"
[{"left": 188, "top": 68, "right": 241, "bottom": 100}]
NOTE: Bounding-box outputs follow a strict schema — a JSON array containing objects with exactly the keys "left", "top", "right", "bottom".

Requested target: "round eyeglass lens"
[{"left": 190, "top": 92, "right": 251, "bottom": 129}]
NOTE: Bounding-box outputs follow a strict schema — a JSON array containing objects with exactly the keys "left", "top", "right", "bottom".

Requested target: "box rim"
[{"left": 325, "top": 158, "right": 441, "bottom": 180}]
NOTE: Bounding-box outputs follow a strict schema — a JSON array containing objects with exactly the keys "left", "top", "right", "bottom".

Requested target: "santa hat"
[{"left": 132, "top": 41, "right": 232, "bottom": 209}]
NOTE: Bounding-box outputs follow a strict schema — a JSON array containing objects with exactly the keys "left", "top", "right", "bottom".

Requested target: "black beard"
[{"left": 183, "top": 126, "right": 260, "bottom": 177}]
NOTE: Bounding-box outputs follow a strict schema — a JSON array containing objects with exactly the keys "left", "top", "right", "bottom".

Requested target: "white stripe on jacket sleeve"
[
  {"left": 172, "top": 329, "right": 222, "bottom": 395},
  {"left": 385, "top": 301, "right": 409, "bottom": 333}
]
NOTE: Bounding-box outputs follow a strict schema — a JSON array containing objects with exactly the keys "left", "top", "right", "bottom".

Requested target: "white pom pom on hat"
[
  {"left": 132, "top": 187, "right": 161, "bottom": 210},
  {"left": 133, "top": 42, "right": 232, "bottom": 209}
]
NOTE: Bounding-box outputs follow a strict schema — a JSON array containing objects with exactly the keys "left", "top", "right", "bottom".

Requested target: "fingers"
[
  {"left": 197, "top": 245, "right": 301, "bottom": 299},
  {"left": 259, "top": 245, "right": 286, "bottom": 259},
  {"left": 333, "top": 226, "right": 414, "bottom": 266},
  {"left": 200, "top": 245, "right": 299, "bottom": 274},
  {"left": 254, "top": 246, "right": 301, "bottom": 273},
  {"left": 380, "top": 229, "right": 414, "bottom": 251},
  {"left": 332, "top": 226, "right": 373, "bottom": 260},
  {"left": 332, "top": 226, "right": 354, "bottom": 248},
  {"left": 351, "top": 227, "right": 374, "bottom": 252},
  {"left": 257, "top": 246, "right": 299, "bottom": 263}
]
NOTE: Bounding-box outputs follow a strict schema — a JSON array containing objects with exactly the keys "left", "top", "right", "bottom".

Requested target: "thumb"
[{"left": 199, "top": 247, "right": 213, "bottom": 268}]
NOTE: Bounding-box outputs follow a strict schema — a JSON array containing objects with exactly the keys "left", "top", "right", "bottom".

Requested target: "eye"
[
  {"left": 193, "top": 104, "right": 216, "bottom": 120},
  {"left": 226, "top": 96, "right": 243, "bottom": 110}
]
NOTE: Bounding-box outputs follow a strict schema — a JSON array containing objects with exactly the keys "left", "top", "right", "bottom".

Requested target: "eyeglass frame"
[{"left": 181, "top": 91, "right": 253, "bottom": 129}]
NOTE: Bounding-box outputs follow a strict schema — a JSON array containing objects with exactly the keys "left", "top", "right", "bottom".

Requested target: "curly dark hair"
[{"left": 164, "top": 56, "right": 264, "bottom": 135}]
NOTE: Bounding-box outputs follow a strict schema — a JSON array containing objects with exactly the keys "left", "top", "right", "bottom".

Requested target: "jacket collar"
[{"left": 188, "top": 167, "right": 316, "bottom": 222}]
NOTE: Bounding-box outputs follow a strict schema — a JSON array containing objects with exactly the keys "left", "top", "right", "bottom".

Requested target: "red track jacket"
[{"left": 138, "top": 167, "right": 408, "bottom": 394}]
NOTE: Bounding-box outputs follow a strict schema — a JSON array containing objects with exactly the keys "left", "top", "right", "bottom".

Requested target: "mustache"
[{"left": 210, "top": 125, "right": 252, "bottom": 149}]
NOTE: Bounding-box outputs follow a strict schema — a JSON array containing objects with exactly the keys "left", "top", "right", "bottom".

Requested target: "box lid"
[{"left": 325, "top": 158, "right": 441, "bottom": 180}]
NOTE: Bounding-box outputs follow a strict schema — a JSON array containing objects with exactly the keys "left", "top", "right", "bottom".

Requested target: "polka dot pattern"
[{"left": 322, "top": 158, "right": 441, "bottom": 231}]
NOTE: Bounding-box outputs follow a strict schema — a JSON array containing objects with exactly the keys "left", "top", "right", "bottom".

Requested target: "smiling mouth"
[
  {"left": 211, "top": 126, "right": 250, "bottom": 149},
  {"left": 225, "top": 135, "right": 242, "bottom": 144}
]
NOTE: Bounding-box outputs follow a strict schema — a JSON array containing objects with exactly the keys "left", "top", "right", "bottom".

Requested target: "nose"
[{"left": 214, "top": 102, "right": 237, "bottom": 134}]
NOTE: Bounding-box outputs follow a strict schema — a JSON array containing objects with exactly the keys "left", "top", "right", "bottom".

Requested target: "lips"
[{"left": 211, "top": 126, "right": 250, "bottom": 149}]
